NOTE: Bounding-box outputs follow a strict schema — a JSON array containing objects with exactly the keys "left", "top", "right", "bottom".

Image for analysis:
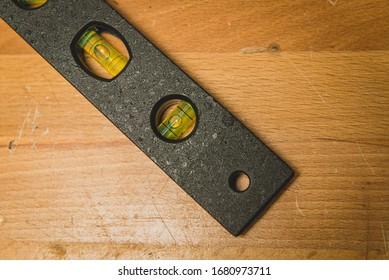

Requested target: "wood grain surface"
[{"left": 0, "top": 0, "right": 388, "bottom": 260}]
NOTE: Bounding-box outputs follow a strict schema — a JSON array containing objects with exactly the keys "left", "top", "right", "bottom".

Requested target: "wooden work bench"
[{"left": 0, "top": 0, "right": 388, "bottom": 259}]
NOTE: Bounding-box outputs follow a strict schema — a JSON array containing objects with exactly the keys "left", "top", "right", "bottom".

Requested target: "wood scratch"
[
  {"left": 327, "top": 0, "right": 338, "bottom": 6},
  {"left": 151, "top": 197, "right": 177, "bottom": 244},
  {"left": 295, "top": 194, "right": 305, "bottom": 216},
  {"left": 17, "top": 109, "right": 31, "bottom": 145},
  {"left": 293, "top": 183, "right": 305, "bottom": 216},
  {"left": 156, "top": 176, "right": 171, "bottom": 197},
  {"left": 282, "top": 54, "right": 326, "bottom": 104},
  {"left": 354, "top": 136, "right": 375, "bottom": 175},
  {"left": 31, "top": 105, "right": 40, "bottom": 133},
  {"left": 32, "top": 128, "right": 50, "bottom": 149},
  {"left": 382, "top": 224, "right": 388, "bottom": 258}
]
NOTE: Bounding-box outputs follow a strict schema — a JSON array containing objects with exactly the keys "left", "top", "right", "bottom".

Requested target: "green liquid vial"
[
  {"left": 17, "top": 0, "right": 48, "bottom": 9},
  {"left": 158, "top": 101, "right": 196, "bottom": 140},
  {"left": 78, "top": 29, "right": 128, "bottom": 77}
]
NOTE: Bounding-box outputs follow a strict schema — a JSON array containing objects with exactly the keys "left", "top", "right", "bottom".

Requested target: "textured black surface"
[{"left": 0, "top": 0, "right": 294, "bottom": 236}]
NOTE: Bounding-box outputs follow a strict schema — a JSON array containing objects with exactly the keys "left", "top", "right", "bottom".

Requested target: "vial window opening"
[{"left": 72, "top": 23, "right": 131, "bottom": 81}]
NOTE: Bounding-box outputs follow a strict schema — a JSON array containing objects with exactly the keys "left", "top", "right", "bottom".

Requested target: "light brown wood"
[{"left": 0, "top": 0, "right": 388, "bottom": 260}]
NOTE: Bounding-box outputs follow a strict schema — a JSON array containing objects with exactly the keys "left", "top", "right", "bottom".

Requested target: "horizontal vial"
[
  {"left": 78, "top": 29, "right": 129, "bottom": 77},
  {"left": 157, "top": 100, "right": 196, "bottom": 141}
]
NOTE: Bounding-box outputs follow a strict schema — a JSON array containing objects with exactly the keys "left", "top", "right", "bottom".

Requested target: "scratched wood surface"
[{"left": 0, "top": 0, "right": 388, "bottom": 260}]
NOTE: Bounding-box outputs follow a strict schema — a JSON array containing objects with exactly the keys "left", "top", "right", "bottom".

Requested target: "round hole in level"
[
  {"left": 229, "top": 171, "right": 251, "bottom": 192},
  {"left": 13, "top": 0, "right": 48, "bottom": 9},
  {"left": 71, "top": 22, "right": 131, "bottom": 81},
  {"left": 151, "top": 95, "right": 198, "bottom": 142}
]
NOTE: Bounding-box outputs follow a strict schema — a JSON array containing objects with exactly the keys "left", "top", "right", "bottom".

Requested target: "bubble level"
[
  {"left": 157, "top": 101, "right": 196, "bottom": 140},
  {"left": 78, "top": 29, "right": 129, "bottom": 77}
]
